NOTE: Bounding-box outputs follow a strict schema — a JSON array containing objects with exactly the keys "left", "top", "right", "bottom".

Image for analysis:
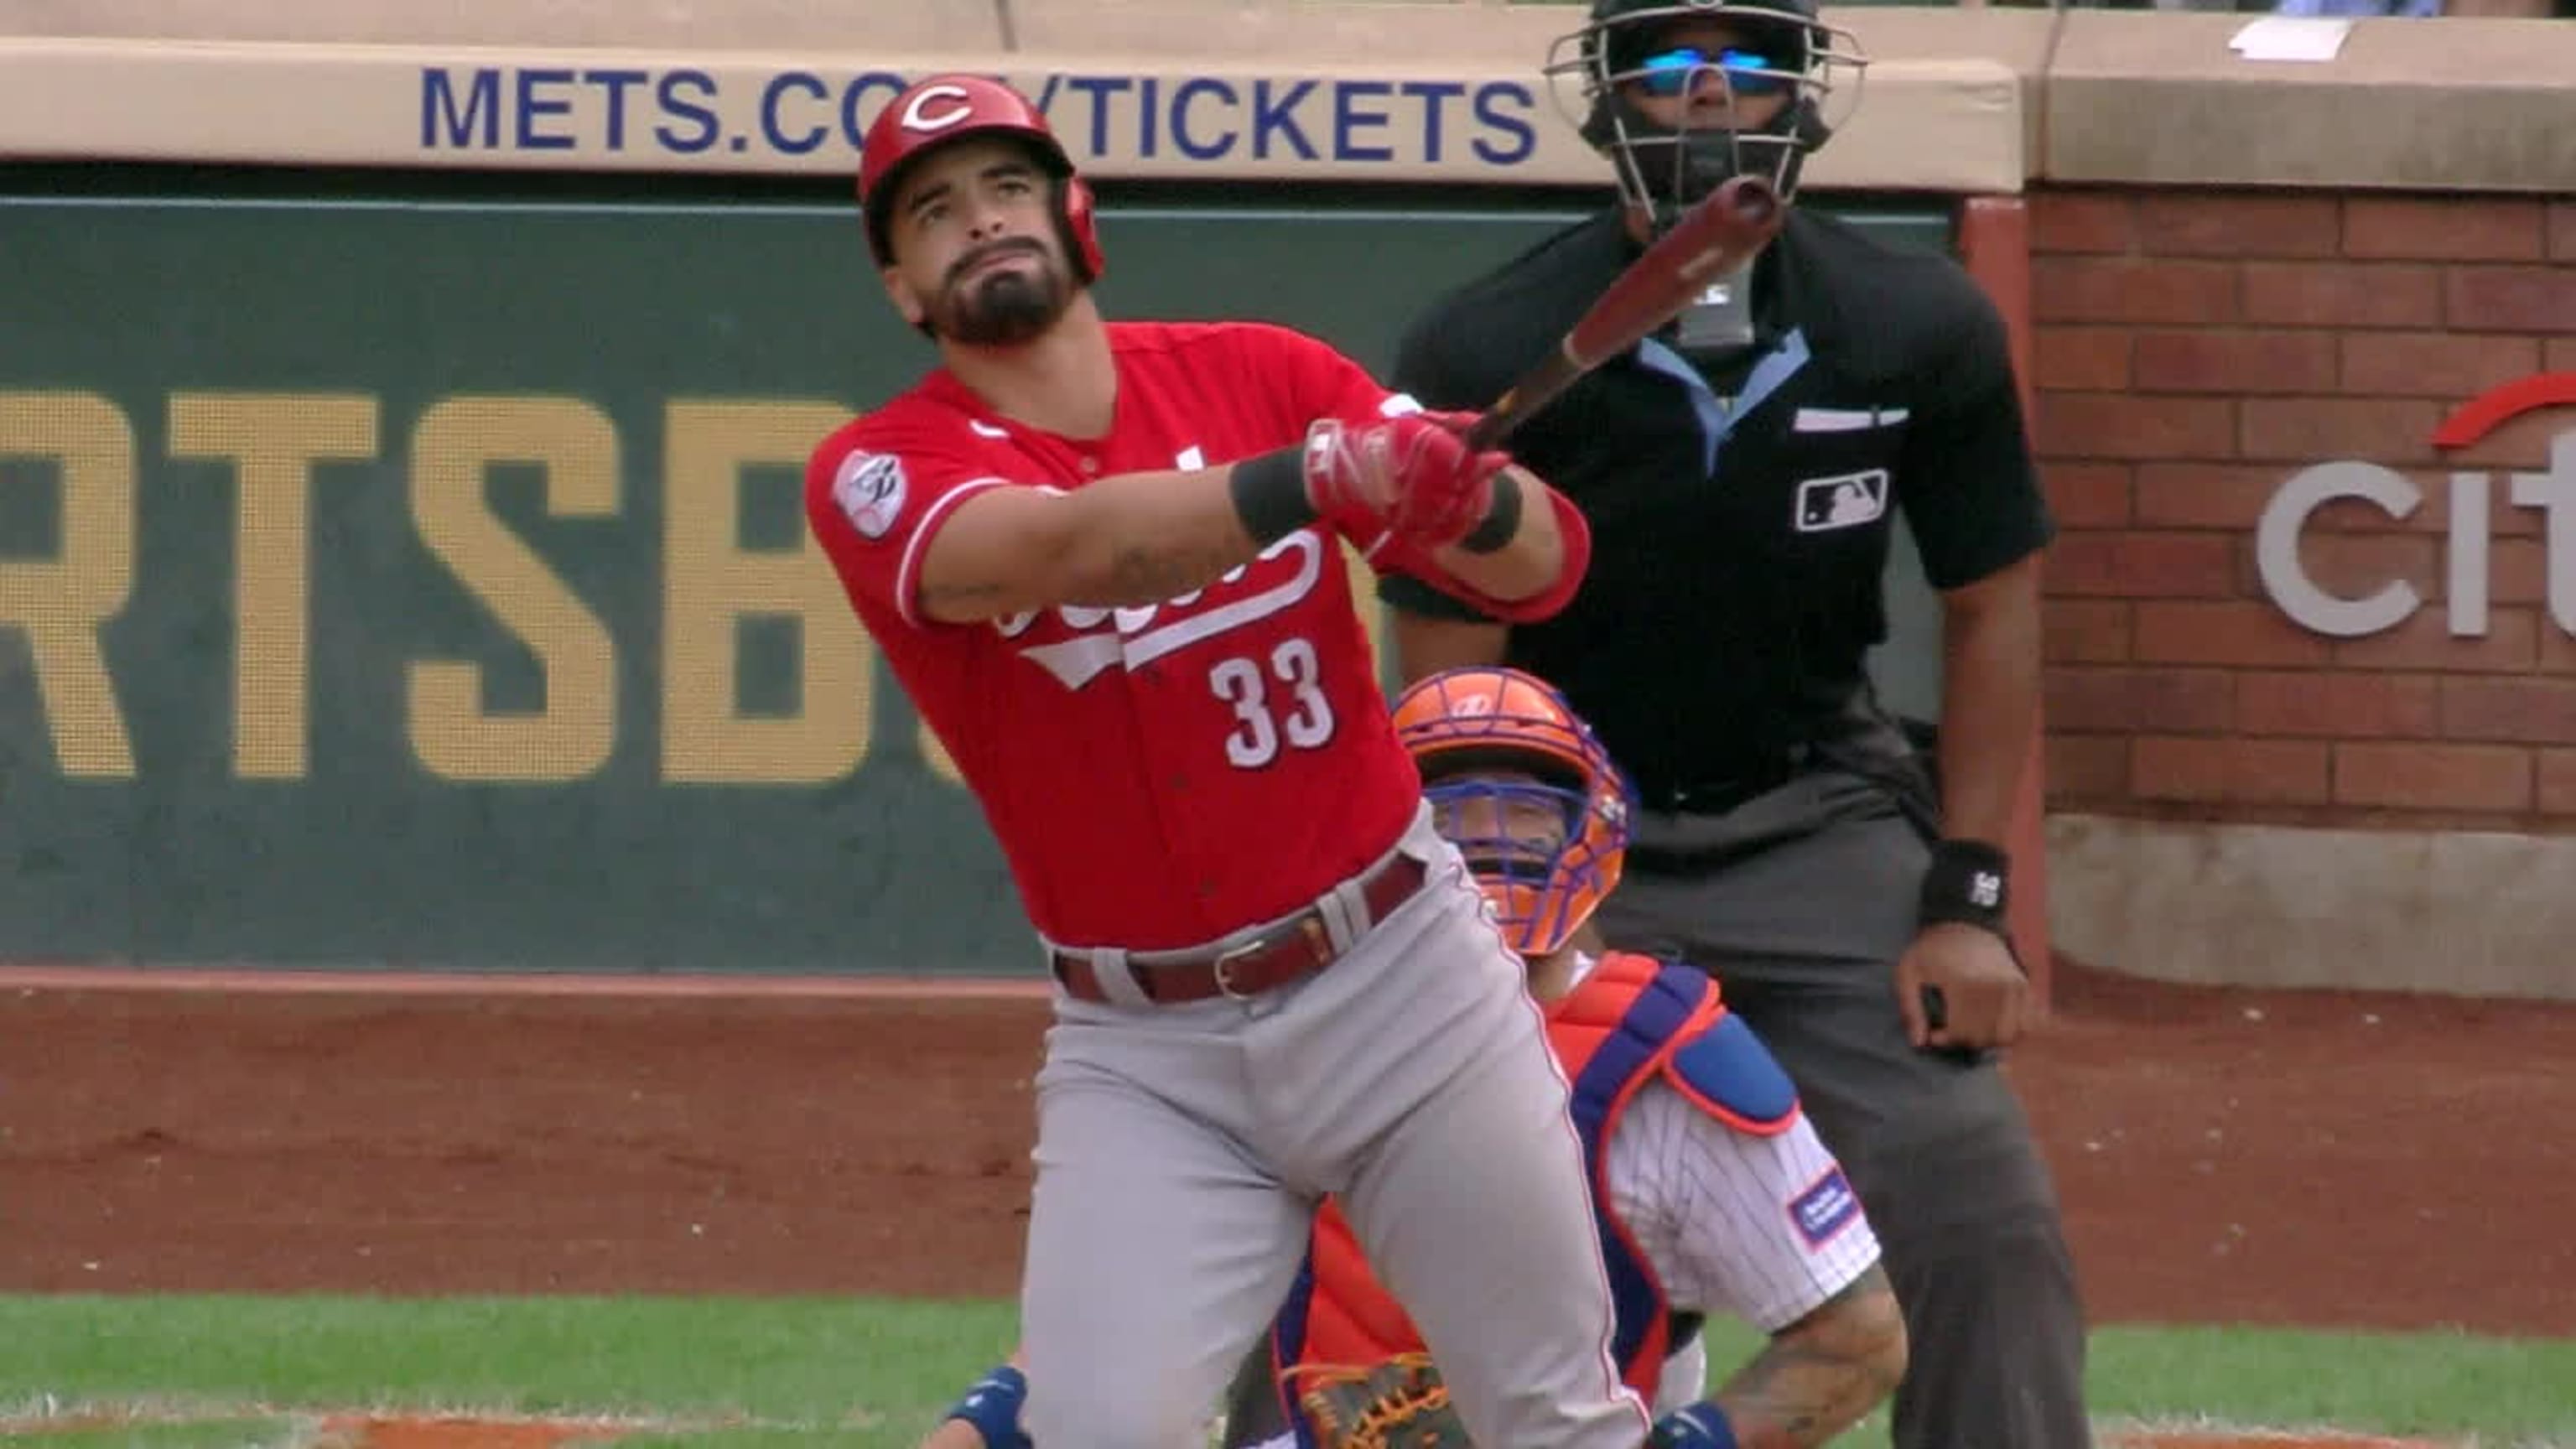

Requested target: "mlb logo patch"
[
  {"left": 1789, "top": 1166, "right": 1862, "bottom": 1248},
  {"left": 1793, "top": 469, "right": 1889, "bottom": 533},
  {"left": 834, "top": 451, "right": 908, "bottom": 541}
]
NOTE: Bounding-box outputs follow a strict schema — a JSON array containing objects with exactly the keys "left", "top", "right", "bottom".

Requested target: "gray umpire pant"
[{"left": 1597, "top": 767, "right": 2093, "bottom": 1449}]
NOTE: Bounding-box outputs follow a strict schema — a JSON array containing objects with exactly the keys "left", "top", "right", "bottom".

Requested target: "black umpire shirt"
[{"left": 1381, "top": 205, "right": 2057, "bottom": 815}]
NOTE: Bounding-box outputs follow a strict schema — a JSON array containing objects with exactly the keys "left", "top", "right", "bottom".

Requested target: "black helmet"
[{"left": 1545, "top": 0, "right": 1866, "bottom": 233}]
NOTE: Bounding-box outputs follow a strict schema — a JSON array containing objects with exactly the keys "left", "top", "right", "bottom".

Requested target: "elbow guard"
[{"left": 1364, "top": 483, "right": 1591, "bottom": 624}]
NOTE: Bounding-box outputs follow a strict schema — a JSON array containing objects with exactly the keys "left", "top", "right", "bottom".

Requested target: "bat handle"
[{"left": 1459, "top": 409, "right": 1514, "bottom": 453}]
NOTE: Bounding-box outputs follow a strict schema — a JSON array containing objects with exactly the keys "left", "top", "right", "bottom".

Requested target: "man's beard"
[{"left": 935, "top": 242, "right": 1072, "bottom": 345}]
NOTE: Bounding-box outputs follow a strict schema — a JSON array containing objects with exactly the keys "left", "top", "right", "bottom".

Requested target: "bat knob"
[{"left": 1719, "top": 175, "right": 1781, "bottom": 226}]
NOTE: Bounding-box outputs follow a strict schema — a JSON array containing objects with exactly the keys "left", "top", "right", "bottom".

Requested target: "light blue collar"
[{"left": 1634, "top": 327, "right": 1812, "bottom": 475}]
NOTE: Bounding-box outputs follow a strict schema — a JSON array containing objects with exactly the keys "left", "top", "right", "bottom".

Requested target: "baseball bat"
[{"left": 1461, "top": 174, "right": 1785, "bottom": 453}]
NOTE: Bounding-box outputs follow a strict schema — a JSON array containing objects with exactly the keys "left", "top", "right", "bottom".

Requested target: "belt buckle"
[
  {"left": 1209, "top": 936, "right": 1268, "bottom": 1001},
  {"left": 1211, "top": 913, "right": 1333, "bottom": 1000}
]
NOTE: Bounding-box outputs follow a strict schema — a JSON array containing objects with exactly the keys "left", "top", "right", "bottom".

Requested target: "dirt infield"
[{"left": 4, "top": 955, "right": 2572, "bottom": 1340}]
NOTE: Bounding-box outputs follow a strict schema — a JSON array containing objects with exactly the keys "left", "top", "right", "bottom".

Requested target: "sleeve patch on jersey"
[
  {"left": 1666, "top": 1012, "right": 1799, "bottom": 1133},
  {"left": 1379, "top": 392, "right": 1424, "bottom": 417},
  {"left": 833, "top": 450, "right": 908, "bottom": 541},
  {"left": 1789, "top": 1166, "right": 1863, "bottom": 1249}
]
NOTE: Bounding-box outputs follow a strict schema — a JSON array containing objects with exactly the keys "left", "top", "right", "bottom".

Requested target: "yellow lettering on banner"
[
  {"left": 0, "top": 392, "right": 138, "bottom": 778},
  {"left": 662, "top": 400, "right": 869, "bottom": 784},
  {"left": 169, "top": 392, "right": 377, "bottom": 781},
  {"left": 407, "top": 397, "right": 619, "bottom": 783}
]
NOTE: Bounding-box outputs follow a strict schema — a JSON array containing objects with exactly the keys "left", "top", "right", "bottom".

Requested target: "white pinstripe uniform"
[{"left": 1582, "top": 950, "right": 1884, "bottom": 1412}]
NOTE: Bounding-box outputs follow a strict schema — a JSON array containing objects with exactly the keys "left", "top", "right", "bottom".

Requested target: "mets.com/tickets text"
[{"left": 418, "top": 65, "right": 1544, "bottom": 168}]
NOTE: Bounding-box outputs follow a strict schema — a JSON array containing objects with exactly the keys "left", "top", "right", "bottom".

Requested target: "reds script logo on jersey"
[{"left": 995, "top": 531, "right": 1329, "bottom": 690}]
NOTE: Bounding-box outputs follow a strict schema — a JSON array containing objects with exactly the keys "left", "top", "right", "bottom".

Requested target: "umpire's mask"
[{"left": 1547, "top": 0, "right": 1866, "bottom": 238}]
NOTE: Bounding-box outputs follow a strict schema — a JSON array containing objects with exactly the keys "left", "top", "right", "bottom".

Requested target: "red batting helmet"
[{"left": 857, "top": 75, "right": 1104, "bottom": 283}]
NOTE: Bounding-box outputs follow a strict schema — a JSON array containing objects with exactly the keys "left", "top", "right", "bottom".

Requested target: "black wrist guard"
[
  {"left": 1457, "top": 472, "right": 1524, "bottom": 554},
  {"left": 1228, "top": 444, "right": 1317, "bottom": 546},
  {"left": 1919, "top": 838, "right": 2010, "bottom": 935}
]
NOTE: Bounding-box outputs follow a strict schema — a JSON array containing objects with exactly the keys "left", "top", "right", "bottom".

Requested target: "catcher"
[{"left": 923, "top": 667, "right": 1907, "bottom": 1449}]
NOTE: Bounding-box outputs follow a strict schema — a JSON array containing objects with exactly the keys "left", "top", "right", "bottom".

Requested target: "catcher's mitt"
[{"left": 1281, "top": 1352, "right": 1471, "bottom": 1449}]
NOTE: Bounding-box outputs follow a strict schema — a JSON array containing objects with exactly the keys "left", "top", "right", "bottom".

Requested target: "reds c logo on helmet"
[
  {"left": 1391, "top": 667, "right": 1635, "bottom": 957},
  {"left": 856, "top": 74, "right": 1105, "bottom": 283}
]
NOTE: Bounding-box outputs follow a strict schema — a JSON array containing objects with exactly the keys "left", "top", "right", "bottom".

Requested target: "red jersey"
[{"left": 807, "top": 320, "right": 1430, "bottom": 951}]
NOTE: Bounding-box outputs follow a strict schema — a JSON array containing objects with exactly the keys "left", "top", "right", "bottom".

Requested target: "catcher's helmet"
[
  {"left": 1543, "top": 0, "right": 1865, "bottom": 231},
  {"left": 1392, "top": 667, "right": 1634, "bottom": 958},
  {"left": 857, "top": 75, "right": 1104, "bottom": 284}
]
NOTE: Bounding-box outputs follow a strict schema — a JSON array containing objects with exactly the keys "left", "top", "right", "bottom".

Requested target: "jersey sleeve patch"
[
  {"left": 832, "top": 450, "right": 909, "bottom": 541},
  {"left": 1789, "top": 1165, "right": 1863, "bottom": 1249},
  {"left": 1664, "top": 1012, "right": 1799, "bottom": 1135}
]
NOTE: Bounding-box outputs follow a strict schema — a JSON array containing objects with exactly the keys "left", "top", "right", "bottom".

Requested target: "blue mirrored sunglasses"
[{"left": 1633, "top": 46, "right": 1789, "bottom": 98}]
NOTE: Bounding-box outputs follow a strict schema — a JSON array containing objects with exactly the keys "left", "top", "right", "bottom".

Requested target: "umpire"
[{"left": 1379, "top": 3, "right": 2091, "bottom": 1446}]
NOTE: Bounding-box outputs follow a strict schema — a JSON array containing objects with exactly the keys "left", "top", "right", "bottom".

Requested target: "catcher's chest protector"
[{"left": 1274, "top": 953, "right": 1776, "bottom": 1441}]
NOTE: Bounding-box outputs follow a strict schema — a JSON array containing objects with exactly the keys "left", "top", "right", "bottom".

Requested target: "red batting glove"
[
  {"left": 1301, "top": 414, "right": 1514, "bottom": 553},
  {"left": 1414, "top": 408, "right": 1487, "bottom": 439},
  {"left": 1380, "top": 414, "right": 1514, "bottom": 550},
  {"left": 1299, "top": 417, "right": 1395, "bottom": 546}
]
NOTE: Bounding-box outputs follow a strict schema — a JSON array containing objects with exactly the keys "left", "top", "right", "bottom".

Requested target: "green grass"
[
  {"left": 2082, "top": 1322, "right": 2576, "bottom": 1443},
  {"left": 1, "top": 1296, "right": 1012, "bottom": 1446},
  {"left": 0, "top": 1426, "right": 294, "bottom": 1449},
  {"left": 3, "top": 1296, "right": 2571, "bottom": 1446}
]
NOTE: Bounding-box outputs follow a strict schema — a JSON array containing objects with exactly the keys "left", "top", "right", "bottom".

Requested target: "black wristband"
[
  {"left": 1918, "top": 838, "right": 2009, "bottom": 934},
  {"left": 1458, "top": 471, "right": 1524, "bottom": 554},
  {"left": 1228, "top": 444, "right": 1318, "bottom": 546}
]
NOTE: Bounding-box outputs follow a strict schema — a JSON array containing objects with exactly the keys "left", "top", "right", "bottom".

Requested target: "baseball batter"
[
  {"left": 808, "top": 75, "right": 1651, "bottom": 1449},
  {"left": 925, "top": 667, "right": 1908, "bottom": 1449}
]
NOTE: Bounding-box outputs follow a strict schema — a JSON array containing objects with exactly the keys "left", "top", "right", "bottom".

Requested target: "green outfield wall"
[{"left": 0, "top": 168, "right": 1953, "bottom": 972}]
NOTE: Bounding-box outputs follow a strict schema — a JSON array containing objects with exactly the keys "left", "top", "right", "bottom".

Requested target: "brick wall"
[{"left": 2028, "top": 186, "right": 2576, "bottom": 832}]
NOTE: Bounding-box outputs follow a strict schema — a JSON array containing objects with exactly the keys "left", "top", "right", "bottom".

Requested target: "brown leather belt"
[{"left": 1051, "top": 854, "right": 1429, "bottom": 1005}]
